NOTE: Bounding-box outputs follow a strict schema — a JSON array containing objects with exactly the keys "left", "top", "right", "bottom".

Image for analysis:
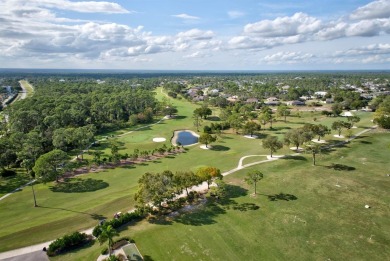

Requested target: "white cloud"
[
  {"left": 350, "top": 0, "right": 390, "bottom": 20},
  {"left": 334, "top": 43, "right": 390, "bottom": 57},
  {"left": 228, "top": 11, "right": 245, "bottom": 19},
  {"left": 262, "top": 51, "right": 314, "bottom": 64},
  {"left": 172, "top": 14, "right": 200, "bottom": 20},
  {"left": 177, "top": 29, "right": 214, "bottom": 40},
  {"left": 184, "top": 51, "right": 207, "bottom": 58},
  {"left": 38, "top": 0, "right": 129, "bottom": 13},
  {"left": 244, "top": 13, "right": 322, "bottom": 37},
  {"left": 0, "top": 0, "right": 130, "bottom": 14}
]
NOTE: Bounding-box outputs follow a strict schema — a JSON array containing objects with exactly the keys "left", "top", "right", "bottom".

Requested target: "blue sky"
[{"left": 0, "top": 0, "right": 389, "bottom": 70}]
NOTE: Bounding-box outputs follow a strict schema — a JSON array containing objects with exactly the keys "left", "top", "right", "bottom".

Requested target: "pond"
[{"left": 174, "top": 130, "right": 199, "bottom": 146}]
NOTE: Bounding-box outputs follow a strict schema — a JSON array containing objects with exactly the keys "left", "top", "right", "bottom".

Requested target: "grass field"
[
  {"left": 0, "top": 89, "right": 388, "bottom": 260},
  {"left": 50, "top": 131, "right": 390, "bottom": 261},
  {"left": 18, "top": 80, "right": 34, "bottom": 98}
]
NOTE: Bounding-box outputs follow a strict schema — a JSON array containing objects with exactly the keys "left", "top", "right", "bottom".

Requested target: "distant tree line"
[{"left": 0, "top": 79, "right": 161, "bottom": 176}]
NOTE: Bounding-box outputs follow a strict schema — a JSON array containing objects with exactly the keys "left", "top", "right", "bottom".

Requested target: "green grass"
[
  {"left": 0, "top": 169, "right": 31, "bottom": 198},
  {"left": 18, "top": 80, "right": 34, "bottom": 99},
  {"left": 52, "top": 132, "right": 390, "bottom": 261},
  {"left": 0, "top": 90, "right": 387, "bottom": 260}
]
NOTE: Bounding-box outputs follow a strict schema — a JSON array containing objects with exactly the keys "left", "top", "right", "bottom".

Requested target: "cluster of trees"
[
  {"left": 135, "top": 167, "right": 222, "bottom": 211},
  {"left": 332, "top": 89, "right": 368, "bottom": 110},
  {"left": 373, "top": 96, "right": 390, "bottom": 129},
  {"left": 0, "top": 79, "right": 163, "bottom": 177}
]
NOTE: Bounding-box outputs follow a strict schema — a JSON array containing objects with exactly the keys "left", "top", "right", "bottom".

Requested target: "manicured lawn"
[
  {"left": 19, "top": 80, "right": 34, "bottom": 98},
  {"left": 51, "top": 132, "right": 390, "bottom": 261}
]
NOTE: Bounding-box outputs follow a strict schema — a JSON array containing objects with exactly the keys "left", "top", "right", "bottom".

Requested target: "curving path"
[{"left": 0, "top": 124, "right": 378, "bottom": 259}]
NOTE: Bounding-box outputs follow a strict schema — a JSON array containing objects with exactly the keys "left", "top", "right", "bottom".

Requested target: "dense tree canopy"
[{"left": 32, "top": 149, "right": 68, "bottom": 182}]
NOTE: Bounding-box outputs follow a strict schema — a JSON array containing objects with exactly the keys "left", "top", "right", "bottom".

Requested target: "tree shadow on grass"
[
  {"left": 0, "top": 175, "right": 31, "bottom": 195},
  {"left": 143, "top": 255, "right": 155, "bottom": 261},
  {"left": 50, "top": 178, "right": 109, "bottom": 193},
  {"left": 121, "top": 165, "right": 136, "bottom": 169},
  {"left": 155, "top": 184, "right": 249, "bottom": 226},
  {"left": 211, "top": 145, "right": 230, "bottom": 151},
  {"left": 326, "top": 163, "right": 356, "bottom": 171},
  {"left": 281, "top": 155, "right": 307, "bottom": 161},
  {"left": 174, "top": 115, "right": 187, "bottom": 120},
  {"left": 38, "top": 206, "right": 106, "bottom": 220},
  {"left": 173, "top": 203, "right": 225, "bottom": 226},
  {"left": 270, "top": 126, "right": 291, "bottom": 131},
  {"left": 326, "top": 140, "right": 349, "bottom": 148},
  {"left": 138, "top": 163, "right": 149, "bottom": 166},
  {"left": 232, "top": 203, "right": 260, "bottom": 211},
  {"left": 248, "top": 133, "right": 267, "bottom": 139},
  {"left": 207, "top": 116, "right": 221, "bottom": 121},
  {"left": 263, "top": 193, "right": 298, "bottom": 201},
  {"left": 359, "top": 140, "right": 372, "bottom": 144}
]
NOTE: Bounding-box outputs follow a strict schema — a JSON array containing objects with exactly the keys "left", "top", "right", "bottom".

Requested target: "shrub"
[
  {"left": 0, "top": 169, "right": 16, "bottom": 177},
  {"left": 101, "top": 247, "right": 108, "bottom": 255},
  {"left": 47, "top": 232, "right": 88, "bottom": 256},
  {"left": 203, "top": 125, "right": 212, "bottom": 134},
  {"left": 93, "top": 210, "right": 143, "bottom": 237}
]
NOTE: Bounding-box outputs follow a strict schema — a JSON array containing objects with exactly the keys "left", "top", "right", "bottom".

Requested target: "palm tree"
[{"left": 98, "top": 225, "right": 119, "bottom": 256}]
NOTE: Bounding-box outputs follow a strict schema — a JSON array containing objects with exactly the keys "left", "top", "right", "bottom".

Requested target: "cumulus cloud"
[
  {"left": 172, "top": 13, "right": 200, "bottom": 20},
  {"left": 262, "top": 51, "right": 315, "bottom": 64},
  {"left": 350, "top": 0, "right": 390, "bottom": 20},
  {"left": 316, "top": 18, "right": 390, "bottom": 40},
  {"left": 177, "top": 29, "right": 214, "bottom": 40},
  {"left": 244, "top": 13, "right": 322, "bottom": 37},
  {"left": 334, "top": 43, "right": 390, "bottom": 57},
  {"left": 230, "top": 1, "right": 390, "bottom": 51}
]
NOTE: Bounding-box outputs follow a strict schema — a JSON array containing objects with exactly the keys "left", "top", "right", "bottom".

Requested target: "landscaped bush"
[
  {"left": 93, "top": 210, "right": 143, "bottom": 237},
  {"left": 47, "top": 231, "right": 89, "bottom": 256},
  {"left": 0, "top": 169, "right": 16, "bottom": 177}
]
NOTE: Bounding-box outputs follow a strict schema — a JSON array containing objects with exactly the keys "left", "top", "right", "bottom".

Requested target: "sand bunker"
[
  {"left": 290, "top": 147, "right": 304, "bottom": 151},
  {"left": 333, "top": 135, "right": 345, "bottom": 138},
  {"left": 200, "top": 145, "right": 212, "bottom": 150},
  {"left": 267, "top": 155, "right": 284, "bottom": 160},
  {"left": 244, "top": 135, "right": 258, "bottom": 139},
  {"left": 311, "top": 139, "right": 327, "bottom": 143},
  {"left": 153, "top": 137, "right": 166, "bottom": 142}
]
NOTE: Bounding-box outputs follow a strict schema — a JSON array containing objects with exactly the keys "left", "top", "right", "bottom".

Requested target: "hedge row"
[
  {"left": 92, "top": 210, "right": 143, "bottom": 237},
  {"left": 47, "top": 231, "right": 89, "bottom": 256}
]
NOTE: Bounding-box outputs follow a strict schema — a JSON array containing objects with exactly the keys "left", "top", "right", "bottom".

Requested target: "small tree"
[
  {"left": 277, "top": 104, "right": 290, "bottom": 122},
  {"left": 193, "top": 113, "right": 203, "bottom": 131},
  {"left": 199, "top": 133, "right": 217, "bottom": 148},
  {"left": 244, "top": 170, "right": 264, "bottom": 195},
  {"left": 304, "top": 124, "right": 330, "bottom": 141},
  {"left": 196, "top": 166, "right": 222, "bottom": 189},
  {"left": 98, "top": 225, "right": 119, "bottom": 256},
  {"left": 331, "top": 103, "right": 343, "bottom": 116},
  {"left": 347, "top": 116, "right": 360, "bottom": 126},
  {"left": 332, "top": 121, "right": 352, "bottom": 136},
  {"left": 173, "top": 171, "right": 200, "bottom": 196},
  {"left": 262, "top": 136, "right": 283, "bottom": 157},
  {"left": 243, "top": 121, "right": 261, "bottom": 137},
  {"left": 284, "top": 128, "right": 313, "bottom": 150},
  {"left": 163, "top": 106, "right": 178, "bottom": 117},
  {"left": 305, "top": 143, "right": 323, "bottom": 166}
]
